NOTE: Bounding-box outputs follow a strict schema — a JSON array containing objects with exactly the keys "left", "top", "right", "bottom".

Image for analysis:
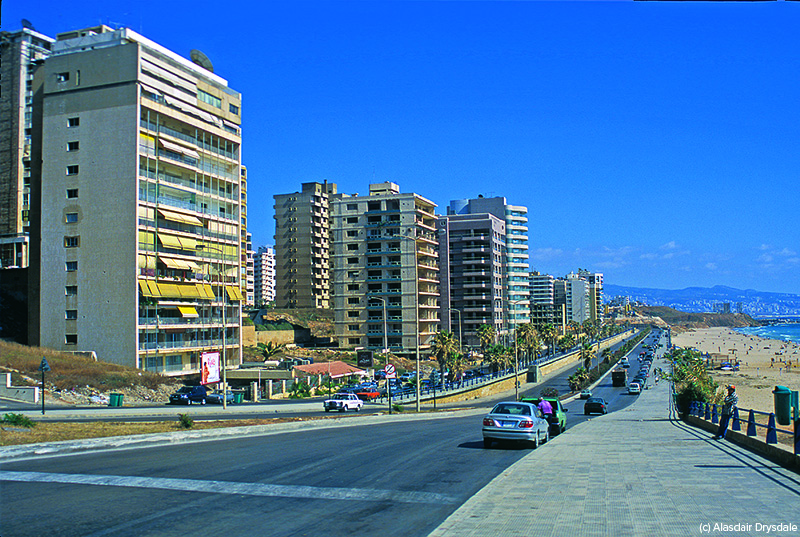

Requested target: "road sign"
[
  {"left": 38, "top": 357, "right": 51, "bottom": 372},
  {"left": 357, "top": 350, "right": 374, "bottom": 368},
  {"left": 385, "top": 364, "right": 396, "bottom": 379}
]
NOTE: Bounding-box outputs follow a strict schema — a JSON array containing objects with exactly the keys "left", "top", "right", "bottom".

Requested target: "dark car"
[
  {"left": 584, "top": 397, "right": 608, "bottom": 415},
  {"left": 169, "top": 385, "right": 208, "bottom": 405},
  {"left": 206, "top": 389, "right": 234, "bottom": 405}
]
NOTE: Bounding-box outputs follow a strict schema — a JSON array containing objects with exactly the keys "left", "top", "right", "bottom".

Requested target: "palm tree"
[
  {"left": 485, "top": 344, "right": 511, "bottom": 373},
  {"left": 568, "top": 320, "right": 581, "bottom": 338},
  {"left": 558, "top": 334, "right": 575, "bottom": 354},
  {"left": 476, "top": 324, "right": 496, "bottom": 355},
  {"left": 431, "top": 330, "right": 459, "bottom": 380},
  {"left": 540, "top": 323, "right": 557, "bottom": 358},
  {"left": 515, "top": 323, "right": 540, "bottom": 364},
  {"left": 579, "top": 336, "right": 595, "bottom": 371}
]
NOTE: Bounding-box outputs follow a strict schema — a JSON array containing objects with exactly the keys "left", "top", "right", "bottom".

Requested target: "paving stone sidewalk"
[{"left": 429, "top": 379, "right": 800, "bottom": 537}]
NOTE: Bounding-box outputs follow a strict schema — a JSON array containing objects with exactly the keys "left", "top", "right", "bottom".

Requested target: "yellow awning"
[
  {"left": 201, "top": 284, "right": 216, "bottom": 299},
  {"left": 225, "top": 286, "right": 244, "bottom": 301},
  {"left": 158, "top": 138, "right": 201, "bottom": 160},
  {"left": 139, "top": 281, "right": 154, "bottom": 297},
  {"left": 177, "top": 306, "right": 199, "bottom": 318},
  {"left": 158, "top": 283, "right": 181, "bottom": 298},
  {"left": 138, "top": 255, "right": 156, "bottom": 269},
  {"left": 158, "top": 208, "right": 202, "bottom": 226},
  {"left": 178, "top": 237, "right": 197, "bottom": 250},
  {"left": 177, "top": 284, "right": 200, "bottom": 298},
  {"left": 146, "top": 281, "right": 161, "bottom": 296},
  {"left": 157, "top": 235, "right": 183, "bottom": 249},
  {"left": 159, "top": 257, "right": 188, "bottom": 270}
]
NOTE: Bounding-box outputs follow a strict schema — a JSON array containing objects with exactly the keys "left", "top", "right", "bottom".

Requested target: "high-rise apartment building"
[
  {"left": 529, "top": 271, "right": 557, "bottom": 328},
  {"left": 273, "top": 182, "right": 335, "bottom": 309},
  {"left": 565, "top": 272, "right": 590, "bottom": 325},
  {"left": 254, "top": 246, "right": 276, "bottom": 306},
  {"left": 577, "top": 269, "right": 603, "bottom": 322},
  {"left": 0, "top": 28, "right": 53, "bottom": 269},
  {"left": 448, "top": 196, "right": 530, "bottom": 337},
  {"left": 240, "top": 166, "right": 254, "bottom": 307},
  {"left": 33, "top": 26, "right": 244, "bottom": 375},
  {"left": 438, "top": 213, "right": 505, "bottom": 348},
  {"left": 331, "top": 182, "right": 439, "bottom": 355}
]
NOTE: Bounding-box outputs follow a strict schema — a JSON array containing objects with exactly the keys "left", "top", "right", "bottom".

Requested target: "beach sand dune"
[{"left": 671, "top": 327, "right": 800, "bottom": 415}]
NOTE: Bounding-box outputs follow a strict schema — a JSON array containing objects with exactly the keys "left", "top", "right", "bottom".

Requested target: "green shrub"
[
  {"left": 1, "top": 413, "right": 36, "bottom": 428},
  {"left": 177, "top": 413, "right": 193, "bottom": 429},
  {"left": 392, "top": 404, "right": 404, "bottom": 412}
]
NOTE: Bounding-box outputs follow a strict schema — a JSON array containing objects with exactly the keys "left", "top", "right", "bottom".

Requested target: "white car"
[
  {"left": 323, "top": 393, "right": 364, "bottom": 412},
  {"left": 628, "top": 382, "right": 641, "bottom": 395},
  {"left": 482, "top": 401, "right": 549, "bottom": 449}
]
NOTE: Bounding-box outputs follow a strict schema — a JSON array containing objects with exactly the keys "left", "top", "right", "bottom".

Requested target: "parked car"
[
  {"left": 323, "top": 392, "right": 364, "bottom": 412},
  {"left": 206, "top": 389, "right": 234, "bottom": 405},
  {"left": 628, "top": 382, "right": 641, "bottom": 395},
  {"left": 482, "top": 401, "right": 549, "bottom": 449},
  {"left": 169, "top": 385, "right": 208, "bottom": 405},
  {"left": 584, "top": 397, "right": 608, "bottom": 415},
  {"left": 354, "top": 385, "right": 380, "bottom": 401},
  {"left": 580, "top": 389, "right": 593, "bottom": 399},
  {"left": 521, "top": 396, "right": 568, "bottom": 435}
]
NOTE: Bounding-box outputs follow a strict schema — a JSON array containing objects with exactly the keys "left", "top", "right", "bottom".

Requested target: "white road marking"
[{"left": 0, "top": 471, "right": 456, "bottom": 504}]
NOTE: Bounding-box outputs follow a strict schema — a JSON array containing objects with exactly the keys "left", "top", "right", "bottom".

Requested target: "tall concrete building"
[
  {"left": 254, "top": 245, "right": 276, "bottom": 306},
  {"left": 577, "top": 269, "right": 603, "bottom": 322},
  {"left": 331, "top": 182, "right": 439, "bottom": 355},
  {"left": 273, "top": 182, "right": 335, "bottom": 309},
  {"left": 243, "top": 232, "right": 255, "bottom": 308},
  {"left": 0, "top": 28, "right": 53, "bottom": 269},
  {"left": 448, "top": 196, "right": 530, "bottom": 338},
  {"left": 33, "top": 26, "right": 244, "bottom": 375},
  {"left": 565, "top": 272, "right": 590, "bottom": 325},
  {"left": 529, "top": 271, "right": 557, "bottom": 329},
  {"left": 438, "top": 213, "right": 505, "bottom": 348}
]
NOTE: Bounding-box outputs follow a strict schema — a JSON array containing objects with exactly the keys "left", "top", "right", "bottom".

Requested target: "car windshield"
[
  {"left": 177, "top": 387, "right": 193, "bottom": 393},
  {"left": 492, "top": 404, "right": 531, "bottom": 416},
  {"left": 587, "top": 398, "right": 603, "bottom": 404}
]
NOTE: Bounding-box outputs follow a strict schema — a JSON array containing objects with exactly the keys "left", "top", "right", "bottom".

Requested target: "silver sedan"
[{"left": 482, "top": 401, "right": 550, "bottom": 449}]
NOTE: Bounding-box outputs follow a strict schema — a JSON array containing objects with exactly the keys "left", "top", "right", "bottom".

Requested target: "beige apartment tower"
[
  {"left": 273, "top": 182, "right": 335, "bottom": 309},
  {"left": 331, "top": 182, "right": 439, "bottom": 355},
  {"left": 33, "top": 26, "right": 243, "bottom": 375}
]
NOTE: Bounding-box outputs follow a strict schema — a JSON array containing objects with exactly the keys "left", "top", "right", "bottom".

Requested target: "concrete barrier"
[{"left": 0, "top": 373, "right": 39, "bottom": 403}]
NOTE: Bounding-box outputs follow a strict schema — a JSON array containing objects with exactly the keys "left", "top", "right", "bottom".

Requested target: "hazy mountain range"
[{"left": 603, "top": 284, "right": 800, "bottom": 318}]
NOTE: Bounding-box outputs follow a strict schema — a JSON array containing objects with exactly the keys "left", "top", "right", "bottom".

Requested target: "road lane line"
[{"left": 0, "top": 471, "right": 457, "bottom": 504}]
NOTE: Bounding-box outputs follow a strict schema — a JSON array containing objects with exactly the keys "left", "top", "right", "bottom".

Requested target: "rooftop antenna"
[
  {"left": 21, "top": 19, "right": 36, "bottom": 31},
  {"left": 190, "top": 49, "right": 214, "bottom": 73}
]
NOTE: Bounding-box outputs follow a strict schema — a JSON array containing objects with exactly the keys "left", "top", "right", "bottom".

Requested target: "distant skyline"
[{"left": 5, "top": 1, "right": 799, "bottom": 294}]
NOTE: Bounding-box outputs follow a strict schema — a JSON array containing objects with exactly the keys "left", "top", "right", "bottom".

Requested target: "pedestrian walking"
[{"left": 713, "top": 385, "right": 738, "bottom": 440}]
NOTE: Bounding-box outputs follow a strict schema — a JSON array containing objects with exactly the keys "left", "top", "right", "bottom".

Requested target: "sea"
[{"left": 735, "top": 324, "right": 800, "bottom": 345}]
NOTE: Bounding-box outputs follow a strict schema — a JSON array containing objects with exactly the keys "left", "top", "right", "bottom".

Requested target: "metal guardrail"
[{"left": 688, "top": 400, "right": 800, "bottom": 456}]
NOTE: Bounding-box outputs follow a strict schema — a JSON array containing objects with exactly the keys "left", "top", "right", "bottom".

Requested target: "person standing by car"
[
  {"left": 713, "top": 385, "right": 738, "bottom": 440},
  {"left": 538, "top": 397, "right": 553, "bottom": 417}
]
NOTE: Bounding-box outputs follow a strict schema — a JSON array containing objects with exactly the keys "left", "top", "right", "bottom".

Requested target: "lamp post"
[
  {"left": 198, "top": 244, "right": 228, "bottom": 410},
  {"left": 450, "top": 308, "right": 462, "bottom": 356},
  {"left": 395, "top": 229, "right": 421, "bottom": 412},
  {"left": 371, "top": 295, "right": 391, "bottom": 414},
  {"left": 508, "top": 298, "right": 528, "bottom": 402}
]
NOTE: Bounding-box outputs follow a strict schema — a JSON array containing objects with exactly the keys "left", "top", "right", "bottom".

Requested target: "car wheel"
[
  {"left": 339, "top": 407, "right": 345, "bottom": 412},
  {"left": 543, "top": 429, "right": 549, "bottom": 444},
  {"left": 483, "top": 438, "right": 492, "bottom": 448},
  {"left": 187, "top": 399, "right": 191, "bottom": 405},
  {"left": 201, "top": 399, "right": 206, "bottom": 405},
  {"left": 325, "top": 408, "right": 330, "bottom": 412},
  {"left": 531, "top": 435, "right": 539, "bottom": 449},
  {"left": 560, "top": 422, "right": 566, "bottom": 434},
  {"left": 584, "top": 410, "right": 588, "bottom": 415},
  {"left": 355, "top": 406, "right": 360, "bottom": 412}
]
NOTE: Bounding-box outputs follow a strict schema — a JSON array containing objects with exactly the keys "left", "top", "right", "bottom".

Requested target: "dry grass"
[
  {"left": 0, "top": 416, "right": 322, "bottom": 447},
  {"left": 0, "top": 340, "right": 169, "bottom": 391}
]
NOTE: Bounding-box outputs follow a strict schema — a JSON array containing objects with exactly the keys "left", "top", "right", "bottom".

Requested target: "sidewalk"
[{"left": 429, "top": 376, "right": 800, "bottom": 537}]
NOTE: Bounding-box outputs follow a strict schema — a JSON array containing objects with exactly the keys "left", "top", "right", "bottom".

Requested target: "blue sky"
[{"left": 6, "top": 1, "right": 799, "bottom": 294}]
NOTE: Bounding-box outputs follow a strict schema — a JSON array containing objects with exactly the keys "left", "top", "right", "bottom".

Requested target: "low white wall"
[{"left": 0, "top": 373, "right": 39, "bottom": 403}]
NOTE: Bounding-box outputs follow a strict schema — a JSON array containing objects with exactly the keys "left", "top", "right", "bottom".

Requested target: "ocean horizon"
[{"left": 735, "top": 324, "right": 800, "bottom": 345}]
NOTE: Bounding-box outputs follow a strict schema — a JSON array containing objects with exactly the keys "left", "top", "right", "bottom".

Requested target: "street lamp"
[
  {"left": 198, "top": 244, "right": 228, "bottom": 410},
  {"left": 449, "top": 308, "right": 462, "bottom": 355},
  {"left": 508, "top": 298, "right": 528, "bottom": 402},
  {"left": 371, "top": 295, "right": 391, "bottom": 414}
]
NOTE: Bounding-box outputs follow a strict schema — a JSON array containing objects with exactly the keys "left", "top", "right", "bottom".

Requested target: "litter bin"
[
  {"left": 108, "top": 393, "right": 123, "bottom": 407},
  {"left": 774, "top": 385, "right": 791, "bottom": 426},
  {"left": 233, "top": 392, "right": 244, "bottom": 404}
]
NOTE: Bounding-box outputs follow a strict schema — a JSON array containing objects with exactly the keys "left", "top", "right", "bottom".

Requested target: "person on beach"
[{"left": 713, "top": 385, "right": 738, "bottom": 440}]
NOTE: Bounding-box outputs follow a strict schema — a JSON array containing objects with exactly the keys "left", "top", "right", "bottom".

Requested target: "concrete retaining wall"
[{"left": 0, "top": 373, "right": 39, "bottom": 403}]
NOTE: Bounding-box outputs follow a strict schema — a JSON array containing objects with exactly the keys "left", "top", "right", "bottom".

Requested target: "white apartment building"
[
  {"left": 33, "top": 26, "right": 244, "bottom": 375},
  {"left": 254, "top": 245, "right": 276, "bottom": 306}
]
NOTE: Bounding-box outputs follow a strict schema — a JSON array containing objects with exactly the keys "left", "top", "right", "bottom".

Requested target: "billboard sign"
[
  {"left": 201, "top": 351, "right": 220, "bottom": 385},
  {"left": 357, "top": 350, "right": 374, "bottom": 368}
]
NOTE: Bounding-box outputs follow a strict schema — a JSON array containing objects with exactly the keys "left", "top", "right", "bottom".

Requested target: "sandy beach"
[{"left": 671, "top": 327, "right": 800, "bottom": 414}]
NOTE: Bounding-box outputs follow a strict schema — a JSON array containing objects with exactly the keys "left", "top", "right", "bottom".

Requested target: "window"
[
  {"left": 348, "top": 338, "right": 360, "bottom": 345},
  {"left": 67, "top": 117, "right": 80, "bottom": 127},
  {"left": 347, "top": 244, "right": 359, "bottom": 251},
  {"left": 197, "top": 89, "right": 222, "bottom": 108},
  {"left": 66, "top": 261, "right": 78, "bottom": 271},
  {"left": 64, "top": 236, "right": 80, "bottom": 248},
  {"left": 347, "top": 271, "right": 359, "bottom": 278},
  {"left": 347, "top": 311, "right": 359, "bottom": 318},
  {"left": 67, "top": 189, "right": 79, "bottom": 199},
  {"left": 347, "top": 203, "right": 358, "bottom": 211},
  {"left": 57, "top": 72, "right": 70, "bottom": 82},
  {"left": 348, "top": 325, "right": 360, "bottom": 331},
  {"left": 346, "top": 217, "right": 358, "bottom": 224},
  {"left": 67, "top": 141, "right": 79, "bottom": 152},
  {"left": 348, "top": 297, "right": 360, "bottom": 305},
  {"left": 65, "top": 334, "right": 78, "bottom": 345},
  {"left": 229, "top": 103, "right": 239, "bottom": 115},
  {"left": 66, "top": 310, "right": 78, "bottom": 320},
  {"left": 65, "top": 285, "right": 78, "bottom": 296},
  {"left": 66, "top": 165, "right": 79, "bottom": 175},
  {"left": 66, "top": 213, "right": 78, "bottom": 223},
  {"left": 347, "top": 284, "right": 359, "bottom": 291},
  {"left": 346, "top": 230, "right": 358, "bottom": 238}
]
